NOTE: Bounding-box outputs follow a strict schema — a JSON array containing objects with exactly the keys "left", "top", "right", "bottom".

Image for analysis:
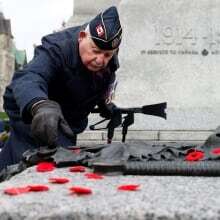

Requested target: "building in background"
[{"left": 0, "top": 9, "right": 27, "bottom": 111}]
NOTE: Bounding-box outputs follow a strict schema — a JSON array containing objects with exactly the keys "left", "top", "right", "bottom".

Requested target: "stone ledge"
[
  {"left": 159, "top": 130, "right": 213, "bottom": 141},
  {"left": 1, "top": 165, "right": 220, "bottom": 220},
  {"left": 77, "top": 131, "right": 103, "bottom": 140},
  {"left": 77, "top": 130, "right": 213, "bottom": 142}
]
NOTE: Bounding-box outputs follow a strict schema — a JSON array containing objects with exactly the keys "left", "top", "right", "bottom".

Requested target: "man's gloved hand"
[
  {"left": 98, "top": 102, "right": 117, "bottom": 119},
  {"left": 31, "top": 100, "right": 75, "bottom": 147}
]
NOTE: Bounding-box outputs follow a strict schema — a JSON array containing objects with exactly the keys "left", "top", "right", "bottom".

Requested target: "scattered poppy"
[
  {"left": 185, "top": 150, "right": 204, "bottom": 161},
  {"left": 4, "top": 186, "right": 30, "bottom": 195},
  {"left": 117, "top": 184, "right": 140, "bottom": 191},
  {"left": 4, "top": 184, "right": 49, "bottom": 195},
  {"left": 67, "top": 146, "right": 81, "bottom": 154},
  {"left": 69, "top": 186, "right": 92, "bottom": 195},
  {"left": 69, "top": 166, "right": 86, "bottom": 173},
  {"left": 84, "top": 173, "right": 104, "bottom": 180},
  {"left": 72, "top": 148, "right": 81, "bottom": 154},
  {"left": 48, "top": 177, "right": 70, "bottom": 184},
  {"left": 28, "top": 185, "right": 49, "bottom": 192},
  {"left": 36, "top": 162, "right": 55, "bottom": 172},
  {"left": 211, "top": 147, "right": 220, "bottom": 155}
]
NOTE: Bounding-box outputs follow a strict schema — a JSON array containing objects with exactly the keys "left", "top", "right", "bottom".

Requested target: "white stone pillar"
[
  {"left": 67, "top": 0, "right": 121, "bottom": 27},
  {"left": 116, "top": 0, "right": 220, "bottom": 130}
]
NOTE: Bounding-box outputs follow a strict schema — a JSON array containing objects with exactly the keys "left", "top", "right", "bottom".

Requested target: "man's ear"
[{"left": 78, "top": 31, "right": 87, "bottom": 43}]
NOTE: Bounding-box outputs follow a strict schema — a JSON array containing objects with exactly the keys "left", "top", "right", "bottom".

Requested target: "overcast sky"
[{"left": 1, "top": 0, "right": 73, "bottom": 60}]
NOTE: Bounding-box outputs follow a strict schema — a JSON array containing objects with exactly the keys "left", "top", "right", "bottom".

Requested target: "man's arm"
[{"left": 11, "top": 44, "right": 62, "bottom": 123}]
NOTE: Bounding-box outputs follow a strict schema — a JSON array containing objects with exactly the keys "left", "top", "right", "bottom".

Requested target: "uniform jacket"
[{"left": 3, "top": 25, "right": 119, "bottom": 132}]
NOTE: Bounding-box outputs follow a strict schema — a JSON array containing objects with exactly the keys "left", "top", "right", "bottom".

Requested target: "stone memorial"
[
  {"left": 116, "top": 0, "right": 220, "bottom": 132},
  {"left": 68, "top": 0, "right": 220, "bottom": 141},
  {"left": 1, "top": 2, "right": 220, "bottom": 220}
]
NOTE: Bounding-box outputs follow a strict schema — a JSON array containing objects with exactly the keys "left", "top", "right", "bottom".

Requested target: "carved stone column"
[{"left": 0, "top": 12, "right": 14, "bottom": 111}]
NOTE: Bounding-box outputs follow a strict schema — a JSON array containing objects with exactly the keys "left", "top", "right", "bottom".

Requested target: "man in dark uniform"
[{"left": 0, "top": 6, "right": 122, "bottom": 171}]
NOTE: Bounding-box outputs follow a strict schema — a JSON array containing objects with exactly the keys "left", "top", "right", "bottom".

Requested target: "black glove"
[
  {"left": 31, "top": 100, "right": 75, "bottom": 147},
  {"left": 98, "top": 102, "right": 117, "bottom": 119}
]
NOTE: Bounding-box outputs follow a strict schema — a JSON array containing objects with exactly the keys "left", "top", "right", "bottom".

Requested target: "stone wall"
[
  {"left": 67, "top": 0, "right": 121, "bottom": 27},
  {"left": 67, "top": 0, "right": 220, "bottom": 132},
  {"left": 116, "top": 0, "right": 220, "bottom": 131}
]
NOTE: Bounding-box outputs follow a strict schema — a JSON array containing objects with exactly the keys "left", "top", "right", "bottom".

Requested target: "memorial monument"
[{"left": 68, "top": 0, "right": 220, "bottom": 141}]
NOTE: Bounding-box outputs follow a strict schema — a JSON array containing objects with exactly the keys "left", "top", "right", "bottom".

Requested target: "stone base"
[
  {"left": 1, "top": 141, "right": 220, "bottom": 220},
  {"left": 77, "top": 130, "right": 212, "bottom": 142}
]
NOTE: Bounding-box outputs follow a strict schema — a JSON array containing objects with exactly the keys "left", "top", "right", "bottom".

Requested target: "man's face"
[{"left": 78, "top": 31, "right": 116, "bottom": 72}]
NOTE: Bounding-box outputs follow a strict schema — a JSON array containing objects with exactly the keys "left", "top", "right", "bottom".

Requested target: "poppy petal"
[
  {"left": 69, "top": 186, "right": 92, "bottom": 195},
  {"left": 211, "top": 148, "right": 220, "bottom": 155},
  {"left": 36, "top": 162, "right": 55, "bottom": 172},
  {"left": 84, "top": 173, "right": 104, "bottom": 180},
  {"left": 72, "top": 148, "right": 81, "bottom": 154},
  {"left": 28, "top": 185, "right": 49, "bottom": 192},
  {"left": 185, "top": 150, "right": 204, "bottom": 161},
  {"left": 117, "top": 184, "right": 140, "bottom": 191},
  {"left": 49, "top": 177, "right": 69, "bottom": 184},
  {"left": 69, "top": 166, "right": 86, "bottom": 172},
  {"left": 67, "top": 146, "right": 81, "bottom": 154},
  {"left": 4, "top": 186, "right": 31, "bottom": 195}
]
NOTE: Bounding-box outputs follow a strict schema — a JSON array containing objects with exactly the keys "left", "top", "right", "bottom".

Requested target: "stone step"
[{"left": 77, "top": 130, "right": 213, "bottom": 142}]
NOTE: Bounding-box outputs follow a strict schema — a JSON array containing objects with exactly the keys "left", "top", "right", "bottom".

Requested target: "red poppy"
[
  {"left": 72, "top": 148, "right": 81, "bottom": 154},
  {"left": 69, "top": 186, "right": 92, "bottom": 195},
  {"left": 36, "top": 162, "right": 55, "bottom": 172},
  {"left": 48, "top": 177, "right": 70, "bottom": 184},
  {"left": 185, "top": 150, "right": 204, "bottom": 161},
  {"left": 84, "top": 173, "right": 104, "bottom": 180},
  {"left": 69, "top": 165, "right": 86, "bottom": 172},
  {"left": 211, "top": 147, "right": 220, "bottom": 155},
  {"left": 117, "top": 184, "right": 140, "bottom": 191},
  {"left": 4, "top": 186, "right": 31, "bottom": 195},
  {"left": 28, "top": 185, "right": 49, "bottom": 192},
  {"left": 67, "top": 146, "right": 81, "bottom": 154}
]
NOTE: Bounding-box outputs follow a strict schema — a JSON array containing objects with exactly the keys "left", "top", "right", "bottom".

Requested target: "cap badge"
[{"left": 96, "top": 24, "right": 105, "bottom": 37}]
